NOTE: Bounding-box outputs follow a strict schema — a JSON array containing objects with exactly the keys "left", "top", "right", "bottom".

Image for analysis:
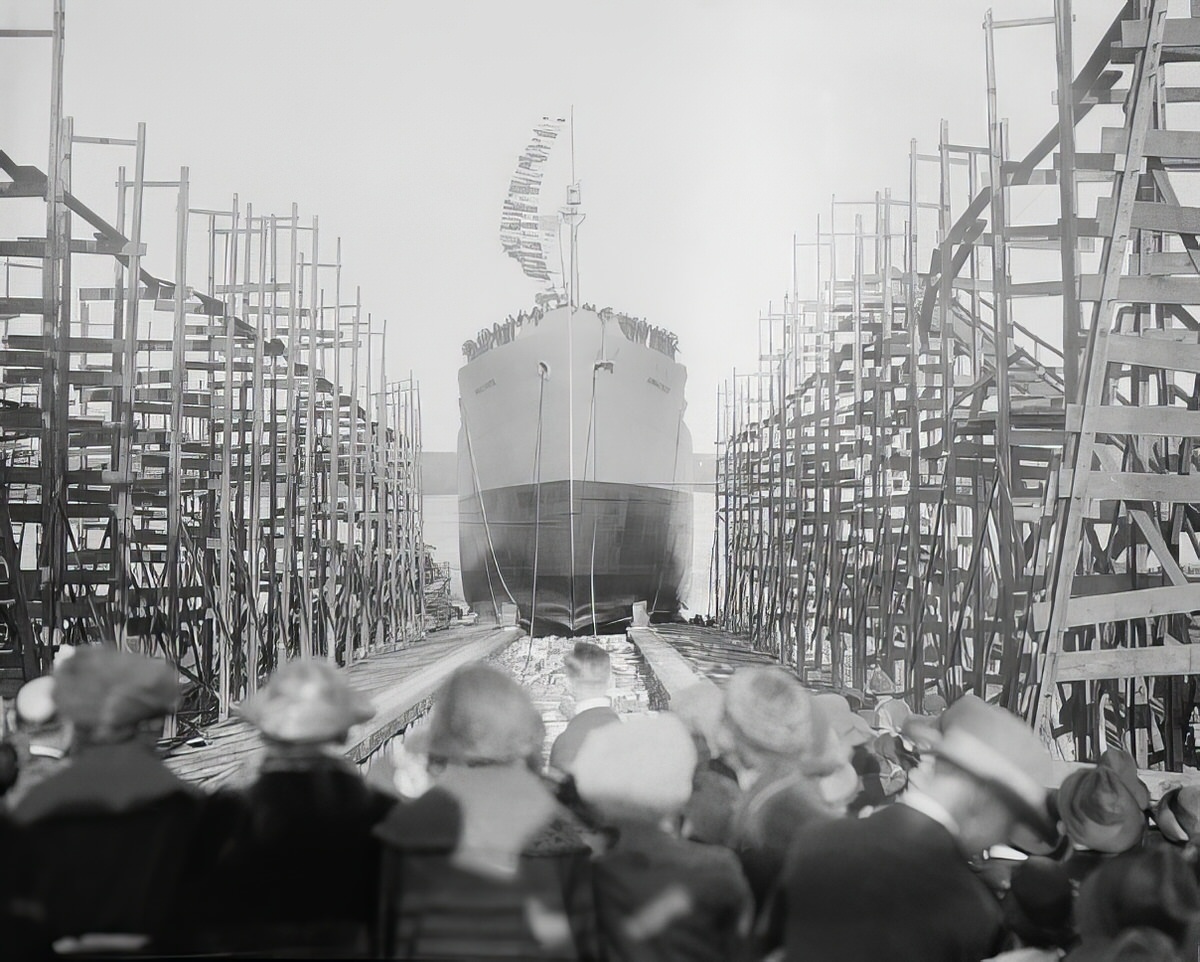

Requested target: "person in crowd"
[
  {"left": 4, "top": 675, "right": 71, "bottom": 810},
  {"left": 1072, "top": 847, "right": 1200, "bottom": 959},
  {"left": 813, "top": 692, "right": 875, "bottom": 814},
  {"left": 1002, "top": 856, "right": 1077, "bottom": 955},
  {"left": 374, "top": 661, "right": 595, "bottom": 960},
  {"left": 780, "top": 693, "right": 1055, "bottom": 962},
  {"left": 1154, "top": 784, "right": 1200, "bottom": 854},
  {"left": 573, "top": 712, "right": 752, "bottom": 962},
  {"left": 7, "top": 646, "right": 200, "bottom": 954},
  {"left": 720, "top": 666, "right": 838, "bottom": 909},
  {"left": 1058, "top": 760, "right": 1146, "bottom": 888},
  {"left": 550, "top": 641, "right": 620, "bottom": 775},
  {"left": 669, "top": 681, "right": 740, "bottom": 846},
  {"left": 187, "top": 659, "right": 391, "bottom": 957}
]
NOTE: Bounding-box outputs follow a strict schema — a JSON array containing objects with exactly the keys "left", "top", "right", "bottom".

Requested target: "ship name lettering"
[
  {"left": 475, "top": 378, "right": 497, "bottom": 395},
  {"left": 647, "top": 377, "right": 671, "bottom": 394}
]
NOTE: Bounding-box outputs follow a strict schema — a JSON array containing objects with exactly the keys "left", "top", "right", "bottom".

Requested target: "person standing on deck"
[
  {"left": 550, "top": 642, "right": 620, "bottom": 774},
  {"left": 780, "top": 694, "right": 1056, "bottom": 962}
]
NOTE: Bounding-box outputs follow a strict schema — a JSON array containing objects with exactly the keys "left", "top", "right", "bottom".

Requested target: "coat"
[
  {"left": 550, "top": 704, "right": 620, "bottom": 774},
  {"left": 183, "top": 752, "right": 394, "bottom": 957},
  {"left": 591, "top": 822, "right": 752, "bottom": 962},
  {"left": 374, "top": 763, "right": 598, "bottom": 960},
  {"left": 728, "top": 763, "right": 831, "bottom": 908},
  {"left": 781, "top": 802, "right": 1006, "bottom": 962},
  {"left": 7, "top": 740, "right": 203, "bottom": 948}
]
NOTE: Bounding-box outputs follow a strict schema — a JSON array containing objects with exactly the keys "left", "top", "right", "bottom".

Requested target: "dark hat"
[
  {"left": 1155, "top": 785, "right": 1200, "bottom": 845},
  {"left": 428, "top": 662, "right": 544, "bottom": 765},
  {"left": 920, "top": 693, "right": 1054, "bottom": 836},
  {"left": 54, "top": 646, "right": 180, "bottom": 736},
  {"left": 1005, "top": 856, "right": 1075, "bottom": 949},
  {"left": 724, "top": 666, "right": 829, "bottom": 765},
  {"left": 1098, "top": 747, "right": 1151, "bottom": 811},
  {"left": 1058, "top": 766, "right": 1146, "bottom": 854}
]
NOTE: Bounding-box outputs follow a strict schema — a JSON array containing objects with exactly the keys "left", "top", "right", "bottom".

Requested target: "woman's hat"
[
  {"left": 1155, "top": 785, "right": 1200, "bottom": 844},
  {"left": 54, "top": 646, "right": 180, "bottom": 736},
  {"left": 814, "top": 692, "right": 873, "bottom": 748},
  {"left": 572, "top": 713, "right": 696, "bottom": 822},
  {"left": 427, "top": 662, "right": 544, "bottom": 765},
  {"left": 15, "top": 676, "right": 57, "bottom": 726},
  {"left": 669, "top": 681, "right": 725, "bottom": 750},
  {"left": 238, "top": 659, "right": 375, "bottom": 745},
  {"left": 1057, "top": 766, "right": 1146, "bottom": 854},
  {"left": 920, "top": 694, "right": 1054, "bottom": 836},
  {"left": 724, "top": 666, "right": 829, "bottom": 766}
]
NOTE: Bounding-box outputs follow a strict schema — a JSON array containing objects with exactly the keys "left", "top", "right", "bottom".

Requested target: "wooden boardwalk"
[
  {"left": 628, "top": 624, "right": 780, "bottom": 706},
  {"left": 165, "top": 625, "right": 521, "bottom": 790}
]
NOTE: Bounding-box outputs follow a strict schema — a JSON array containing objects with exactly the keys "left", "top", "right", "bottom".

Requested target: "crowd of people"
[{"left": 1, "top": 641, "right": 1200, "bottom": 960}]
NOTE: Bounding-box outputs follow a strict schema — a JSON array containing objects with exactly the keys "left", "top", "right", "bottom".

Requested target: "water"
[{"left": 422, "top": 489, "right": 717, "bottom": 618}]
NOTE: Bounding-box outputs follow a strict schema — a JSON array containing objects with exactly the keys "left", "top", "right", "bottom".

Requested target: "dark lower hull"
[{"left": 459, "top": 479, "right": 692, "bottom": 635}]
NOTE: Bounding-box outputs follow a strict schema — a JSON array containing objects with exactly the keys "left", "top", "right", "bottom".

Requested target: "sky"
[{"left": 1, "top": 0, "right": 1122, "bottom": 451}]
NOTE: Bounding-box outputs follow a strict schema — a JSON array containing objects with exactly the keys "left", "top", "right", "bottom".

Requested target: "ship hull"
[
  {"left": 459, "top": 479, "right": 692, "bottom": 634},
  {"left": 457, "top": 306, "right": 693, "bottom": 635}
]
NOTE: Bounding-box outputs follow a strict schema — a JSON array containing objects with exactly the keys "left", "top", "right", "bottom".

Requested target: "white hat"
[
  {"left": 15, "top": 676, "right": 56, "bottom": 726},
  {"left": 572, "top": 713, "right": 697, "bottom": 822}
]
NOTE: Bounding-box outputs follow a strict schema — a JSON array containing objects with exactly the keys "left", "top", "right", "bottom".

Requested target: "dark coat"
[
  {"left": 550, "top": 705, "right": 620, "bottom": 774},
  {"left": 6, "top": 741, "right": 203, "bottom": 948},
  {"left": 184, "top": 754, "right": 394, "bottom": 957},
  {"left": 591, "top": 822, "right": 752, "bottom": 962},
  {"left": 728, "top": 764, "right": 831, "bottom": 908},
  {"left": 374, "top": 765, "right": 598, "bottom": 960},
  {"left": 781, "top": 803, "right": 1006, "bottom": 962}
]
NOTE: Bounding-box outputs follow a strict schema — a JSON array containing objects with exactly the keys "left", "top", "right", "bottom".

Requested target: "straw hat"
[
  {"left": 920, "top": 694, "right": 1054, "bottom": 836},
  {"left": 572, "top": 713, "right": 696, "bottom": 822},
  {"left": 724, "top": 666, "right": 829, "bottom": 764},
  {"left": 1057, "top": 766, "right": 1145, "bottom": 854},
  {"left": 54, "top": 646, "right": 180, "bottom": 736},
  {"left": 15, "top": 676, "right": 57, "bottom": 727},
  {"left": 238, "top": 659, "right": 375, "bottom": 745},
  {"left": 1155, "top": 785, "right": 1200, "bottom": 844},
  {"left": 427, "top": 662, "right": 544, "bottom": 765}
]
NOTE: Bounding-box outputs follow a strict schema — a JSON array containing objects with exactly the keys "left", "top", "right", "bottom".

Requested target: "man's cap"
[{"left": 54, "top": 646, "right": 180, "bottom": 735}]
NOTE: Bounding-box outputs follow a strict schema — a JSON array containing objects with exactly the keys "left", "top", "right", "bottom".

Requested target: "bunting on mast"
[{"left": 499, "top": 116, "right": 566, "bottom": 293}]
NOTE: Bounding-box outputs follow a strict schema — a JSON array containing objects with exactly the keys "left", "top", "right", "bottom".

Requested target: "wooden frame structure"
[
  {"left": 0, "top": 2, "right": 427, "bottom": 731},
  {"left": 716, "top": 0, "right": 1200, "bottom": 772}
]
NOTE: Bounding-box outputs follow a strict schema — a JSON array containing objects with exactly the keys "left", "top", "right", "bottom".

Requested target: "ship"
[{"left": 457, "top": 117, "right": 693, "bottom": 635}]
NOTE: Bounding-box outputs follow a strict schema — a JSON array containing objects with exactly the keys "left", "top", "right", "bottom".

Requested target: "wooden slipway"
[{"left": 165, "top": 625, "right": 520, "bottom": 790}]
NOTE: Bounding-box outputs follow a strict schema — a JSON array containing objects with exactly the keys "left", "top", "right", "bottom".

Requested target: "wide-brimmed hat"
[
  {"left": 428, "top": 662, "right": 544, "bottom": 766},
  {"left": 724, "top": 666, "right": 829, "bottom": 765},
  {"left": 15, "top": 676, "right": 57, "bottom": 726},
  {"left": 814, "top": 692, "right": 873, "bottom": 749},
  {"left": 920, "top": 694, "right": 1054, "bottom": 836},
  {"left": 1058, "top": 766, "right": 1145, "bottom": 854},
  {"left": 573, "top": 713, "right": 696, "bottom": 822},
  {"left": 1155, "top": 785, "right": 1200, "bottom": 844},
  {"left": 238, "top": 660, "right": 375, "bottom": 745},
  {"left": 1098, "top": 747, "right": 1151, "bottom": 811},
  {"left": 54, "top": 646, "right": 180, "bottom": 736}
]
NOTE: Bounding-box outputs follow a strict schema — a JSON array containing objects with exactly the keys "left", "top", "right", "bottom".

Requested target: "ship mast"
[{"left": 561, "top": 107, "right": 584, "bottom": 629}]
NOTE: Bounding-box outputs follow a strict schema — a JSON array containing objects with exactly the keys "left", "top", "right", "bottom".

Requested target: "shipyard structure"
[
  {"left": 0, "top": 3, "right": 430, "bottom": 736},
  {"left": 715, "top": 1, "right": 1200, "bottom": 782}
]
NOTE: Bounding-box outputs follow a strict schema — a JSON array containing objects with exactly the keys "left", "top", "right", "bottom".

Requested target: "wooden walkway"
[
  {"left": 628, "top": 624, "right": 779, "bottom": 706},
  {"left": 165, "top": 625, "right": 521, "bottom": 790}
]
